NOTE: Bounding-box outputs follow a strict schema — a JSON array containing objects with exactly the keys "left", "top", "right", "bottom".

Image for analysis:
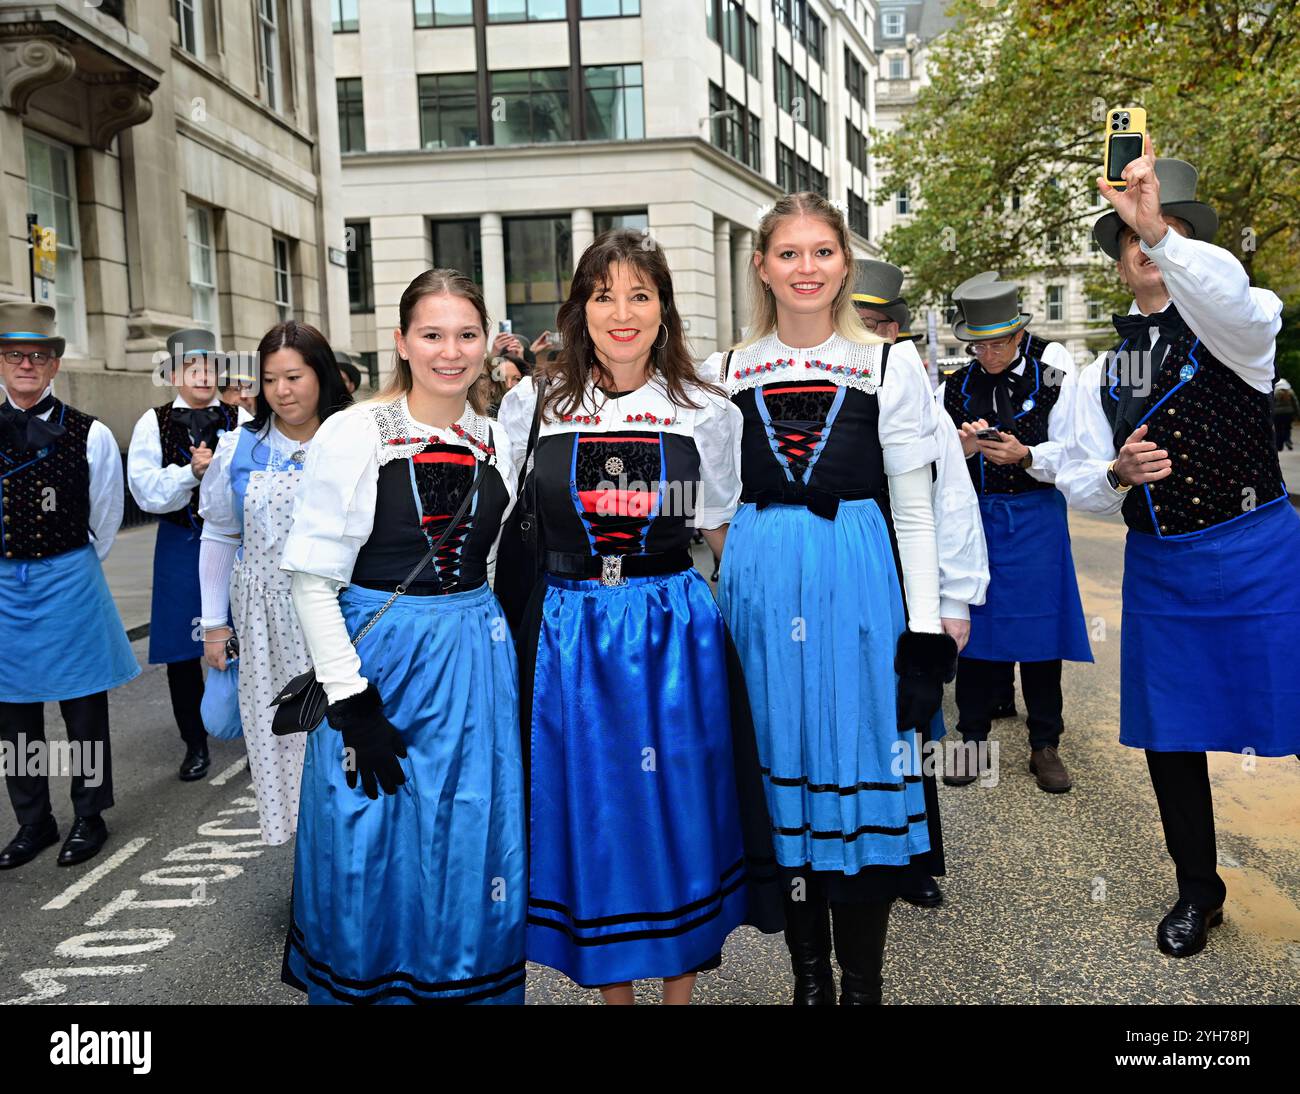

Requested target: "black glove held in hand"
[
  {"left": 326, "top": 684, "right": 408, "bottom": 800},
  {"left": 895, "top": 630, "right": 959, "bottom": 733}
]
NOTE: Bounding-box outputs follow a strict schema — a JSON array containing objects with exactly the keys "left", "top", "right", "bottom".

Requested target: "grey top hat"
[
  {"left": 1092, "top": 158, "right": 1219, "bottom": 260},
  {"left": 851, "top": 259, "right": 908, "bottom": 326},
  {"left": 950, "top": 271, "right": 1001, "bottom": 319},
  {"left": 166, "top": 327, "right": 220, "bottom": 365},
  {"left": 895, "top": 303, "right": 921, "bottom": 342},
  {"left": 0, "top": 302, "right": 65, "bottom": 357},
  {"left": 952, "top": 282, "right": 1032, "bottom": 342}
]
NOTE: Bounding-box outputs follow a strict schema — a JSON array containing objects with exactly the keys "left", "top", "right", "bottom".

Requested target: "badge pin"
[
  {"left": 1179, "top": 364, "right": 1195, "bottom": 383},
  {"left": 1021, "top": 398, "right": 1035, "bottom": 412},
  {"left": 605, "top": 456, "right": 624, "bottom": 476}
]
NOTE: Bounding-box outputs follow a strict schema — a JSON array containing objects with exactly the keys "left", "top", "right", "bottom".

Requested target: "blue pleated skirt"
[
  {"left": 719, "top": 499, "right": 932, "bottom": 876},
  {"left": 285, "top": 581, "right": 526, "bottom": 1005},
  {"left": 0, "top": 545, "right": 139, "bottom": 703},
  {"left": 966, "top": 489, "right": 1093, "bottom": 664},
  {"left": 526, "top": 568, "right": 748, "bottom": 987},
  {"left": 148, "top": 519, "right": 204, "bottom": 664},
  {"left": 1120, "top": 498, "right": 1300, "bottom": 755}
]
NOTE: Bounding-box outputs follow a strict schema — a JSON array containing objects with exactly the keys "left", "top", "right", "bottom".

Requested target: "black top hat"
[
  {"left": 166, "top": 327, "right": 220, "bottom": 366},
  {"left": 851, "top": 259, "right": 908, "bottom": 326},
  {"left": 0, "top": 302, "right": 65, "bottom": 357},
  {"left": 952, "top": 282, "right": 1032, "bottom": 342},
  {"left": 1092, "top": 158, "right": 1219, "bottom": 260}
]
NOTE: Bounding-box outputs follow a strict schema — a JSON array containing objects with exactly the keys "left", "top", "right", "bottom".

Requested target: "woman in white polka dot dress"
[{"left": 197, "top": 323, "right": 352, "bottom": 845}]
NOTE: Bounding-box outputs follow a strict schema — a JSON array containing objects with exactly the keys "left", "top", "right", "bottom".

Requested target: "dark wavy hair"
[
  {"left": 544, "top": 229, "right": 716, "bottom": 419},
  {"left": 247, "top": 320, "right": 352, "bottom": 434}
]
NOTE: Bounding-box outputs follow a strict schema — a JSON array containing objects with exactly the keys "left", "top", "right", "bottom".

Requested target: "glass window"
[
  {"left": 257, "top": 0, "right": 281, "bottom": 112},
  {"left": 883, "top": 10, "right": 905, "bottom": 37},
  {"left": 776, "top": 55, "right": 792, "bottom": 111},
  {"left": 332, "top": 0, "right": 358, "bottom": 32},
  {"left": 723, "top": 2, "right": 742, "bottom": 63},
  {"left": 487, "top": 0, "right": 566, "bottom": 22},
  {"left": 187, "top": 204, "right": 217, "bottom": 330},
  {"left": 357, "top": 351, "right": 378, "bottom": 388},
  {"left": 414, "top": 0, "right": 472, "bottom": 26},
  {"left": 337, "top": 78, "right": 365, "bottom": 153},
  {"left": 346, "top": 221, "right": 373, "bottom": 313},
  {"left": 491, "top": 69, "right": 570, "bottom": 145},
  {"left": 745, "top": 16, "right": 760, "bottom": 78},
  {"left": 1047, "top": 285, "right": 1064, "bottom": 322},
  {"left": 895, "top": 188, "right": 910, "bottom": 215},
  {"left": 24, "top": 133, "right": 85, "bottom": 355},
  {"left": 595, "top": 210, "right": 649, "bottom": 234},
  {"left": 430, "top": 219, "right": 483, "bottom": 285},
  {"left": 889, "top": 55, "right": 906, "bottom": 79},
  {"left": 706, "top": 0, "right": 718, "bottom": 42},
  {"left": 582, "top": 0, "right": 640, "bottom": 14},
  {"left": 807, "top": 10, "right": 824, "bottom": 63},
  {"left": 1087, "top": 299, "right": 1104, "bottom": 322},
  {"left": 504, "top": 216, "right": 573, "bottom": 336},
  {"left": 174, "top": 0, "right": 202, "bottom": 56},
  {"left": 583, "top": 65, "right": 643, "bottom": 141},
  {"left": 273, "top": 236, "right": 293, "bottom": 321},
  {"left": 419, "top": 73, "right": 479, "bottom": 148},
  {"left": 776, "top": 142, "right": 794, "bottom": 192},
  {"left": 848, "top": 192, "right": 869, "bottom": 238}
]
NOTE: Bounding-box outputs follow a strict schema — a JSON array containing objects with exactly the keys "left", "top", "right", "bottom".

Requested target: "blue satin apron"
[{"left": 966, "top": 489, "right": 1093, "bottom": 664}]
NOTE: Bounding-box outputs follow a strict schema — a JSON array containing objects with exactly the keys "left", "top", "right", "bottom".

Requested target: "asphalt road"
[{"left": 1, "top": 509, "right": 1297, "bottom": 1005}]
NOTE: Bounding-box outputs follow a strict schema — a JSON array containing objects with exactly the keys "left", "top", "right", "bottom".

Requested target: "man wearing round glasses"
[
  {"left": 0, "top": 303, "right": 139, "bottom": 870},
  {"left": 936, "top": 279, "right": 1093, "bottom": 795}
]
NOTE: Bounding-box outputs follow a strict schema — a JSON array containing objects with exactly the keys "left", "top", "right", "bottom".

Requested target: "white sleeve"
[
  {"left": 889, "top": 464, "right": 942, "bottom": 634},
  {"left": 290, "top": 571, "right": 367, "bottom": 704},
  {"left": 692, "top": 391, "right": 743, "bottom": 529},
  {"left": 199, "top": 537, "right": 239, "bottom": 629},
  {"left": 86, "top": 420, "right": 123, "bottom": 561},
  {"left": 1025, "top": 348, "right": 1077, "bottom": 484},
  {"left": 1054, "top": 355, "right": 1127, "bottom": 514},
  {"left": 280, "top": 408, "right": 379, "bottom": 585},
  {"left": 878, "top": 344, "right": 941, "bottom": 475},
  {"left": 933, "top": 413, "right": 988, "bottom": 618},
  {"left": 497, "top": 377, "right": 538, "bottom": 472},
  {"left": 198, "top": 429, "right": 243, "bottom": 543},
  {"left": 1143, "top": 229, "right": 1281, "bottom": 394},
  {"left": 127, "top": 409, "right": 199, "bottom": 514}
]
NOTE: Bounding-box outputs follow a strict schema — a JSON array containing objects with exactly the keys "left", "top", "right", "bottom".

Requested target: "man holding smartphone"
[
  {"left": 936, "top": 278, "right": 1093, "bottom": 794},
  {"left": 1057, "top": 146, "right": 1299, "bottom": 958}
]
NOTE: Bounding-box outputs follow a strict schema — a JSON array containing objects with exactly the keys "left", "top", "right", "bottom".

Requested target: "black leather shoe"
[
  {"left": 1156, "top": 899, "right": 1223, "bottom": 958},
  {"left": 179, "top": 744, "right": 210, "bottom": 782},
  {"left": 57, "top": 815, "right": 108, "bottom": 867},
  {"left": 991, "top": 701, "right": 1019, "bottom": 720},
  {"left": 0, "top": 815, "right": 60, "bottom": 869},
  {"left": 898, "top": 870, "right": 943, "bottom": 909}
]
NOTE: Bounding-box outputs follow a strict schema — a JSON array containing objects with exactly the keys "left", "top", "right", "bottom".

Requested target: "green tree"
[{"left": 875, "top": 0, "right": 1300, "bottom": 323}]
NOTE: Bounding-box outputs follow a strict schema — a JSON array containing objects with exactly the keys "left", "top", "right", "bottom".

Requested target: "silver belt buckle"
[{"left": 599, "top": 554, "right": 627, "bottom": 587}]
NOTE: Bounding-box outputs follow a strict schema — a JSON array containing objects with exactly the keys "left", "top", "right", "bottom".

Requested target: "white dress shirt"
[
  {"left": 127, "top": 395, "right": 247, "bottom": 515},
  {"left": 1057, "top": 229, "right": 1284, "bottom": 514},
  {"left": 5, "top": 384, "right": 122, "bottom": 561}
]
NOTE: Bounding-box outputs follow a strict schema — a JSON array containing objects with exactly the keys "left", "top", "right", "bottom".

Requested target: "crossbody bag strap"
[{"left": 719, "top": 349, "right": 734, "bottom": 384}]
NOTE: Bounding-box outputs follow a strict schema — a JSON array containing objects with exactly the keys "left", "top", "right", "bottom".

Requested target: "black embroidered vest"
[
  {"left": 154, "top": 402, "right": 240, "bottom": 528},
  {"left": 0, "top": 401, "right": 94, "bottom": 560},
  {"left": 1101, "top": 317, "right": 1284, "bottom": 538},
  {"left": 943, "top": 334, "right": 1065, "bottom": 496}
]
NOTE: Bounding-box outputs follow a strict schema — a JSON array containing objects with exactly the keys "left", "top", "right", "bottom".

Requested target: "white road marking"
[
  {"left": 210, "top": 756, "right": 249, "bottom": 786},
  {"left": 41, "top": 837, "right": 151, "bottom": 911}
]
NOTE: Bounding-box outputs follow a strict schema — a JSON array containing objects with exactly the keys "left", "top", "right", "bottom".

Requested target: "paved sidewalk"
[
  {"left": 1281, "top": 446, "right": 1300, "bottom": 501},
  {"left": 102, "top": 524, "right": 157, "bottom": 638}
]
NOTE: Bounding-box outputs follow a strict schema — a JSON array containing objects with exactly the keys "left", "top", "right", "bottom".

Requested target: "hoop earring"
[{"left": 654, "top": 322, "right": 669, "bottom": 349}]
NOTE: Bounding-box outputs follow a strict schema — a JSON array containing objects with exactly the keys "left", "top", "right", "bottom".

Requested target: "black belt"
[
  {"left": 742, "top": 485, "right": 879, "bottom": 521},
  {"left": 545, "top": 548, "right": 693, "bottom": 586},
  {"left": 352, "top": 578, "right": 486, "bottom": 597}
]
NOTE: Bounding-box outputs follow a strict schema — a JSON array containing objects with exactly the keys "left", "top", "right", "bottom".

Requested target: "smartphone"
[
  {"left": 549, "top": 331, "right": 563, "bottom": 351},
  {"left": 975, "top": 428, "right": 1003, "bottom": 442},
  {"left": 1103, "top": 107, "right": 1147, "bottom": 190},
  {"left": 499, "top": 319, "right": 513, "bottom": 334}
]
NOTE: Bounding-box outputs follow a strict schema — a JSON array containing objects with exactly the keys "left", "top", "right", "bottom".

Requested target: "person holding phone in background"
[
  {"left": 936, "top": 278, "right": 1092, "bottom": 793},
  {"left": 1056, "top": 143, "right": 1299, "bottom": 958}
]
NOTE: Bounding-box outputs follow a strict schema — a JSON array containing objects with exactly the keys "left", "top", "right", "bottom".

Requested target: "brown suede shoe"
[{"left": 1029, "top": 746, "right": 1072, "bottom": 793}]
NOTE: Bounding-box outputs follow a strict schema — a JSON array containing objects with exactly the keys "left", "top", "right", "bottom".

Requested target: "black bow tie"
[
  {"left": 0, "top": 394, "right": 66, "bottom": 455},
  {"left": 967, "top": 360, "right": 1027, "bottom": 430},
  {"left": 1111, "top": 304, "right": 1187, "bottom": 346},
  {"left": 172, "top": 405, "right": 226, "bottom": 450}
]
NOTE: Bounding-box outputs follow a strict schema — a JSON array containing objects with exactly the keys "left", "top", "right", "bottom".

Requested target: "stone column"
[
  {"left": 713, "top": 218, "right": 732, "bottom": 350},
  {"left": 571, "top": 207, "right": 594, "bottom": 269},
  {"left": 731, "top": 227, "right": 754, "bottom": 340},
  {"left": 480, "top": 212, "right": 506, "bottom": 328}
]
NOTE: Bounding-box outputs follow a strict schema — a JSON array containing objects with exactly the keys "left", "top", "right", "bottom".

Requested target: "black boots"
[
  {"left": 783, "top": 883, "right": 835, "bottom": 1005},
  {"left": 831, "top": 899, "right": 892, "bottom": 1005}
]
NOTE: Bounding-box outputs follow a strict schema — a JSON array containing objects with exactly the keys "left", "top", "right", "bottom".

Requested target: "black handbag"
[
  {"left": 270, "top": 459, "right": 488, "bottom": 735},
  {"left": 493, "top": 375, "right": 548, "bottom": 633}
]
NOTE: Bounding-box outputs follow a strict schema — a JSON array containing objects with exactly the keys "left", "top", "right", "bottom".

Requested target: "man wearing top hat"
[
  {"left": 0, "top": 303, "right": 139, "bottom": 869},
  {"left": 334, "top": 349, "right": 362, "bottom": 395},
  {"left": 937, "top": 277, "right": 1093, "bottom": 794},
  {"left": 852, "top": 260, "right": 991, "bottom": 909},
  {"left": 1056, "top": 146, "right": 1299, "bottom": 957},
  {"left": 127, "top": 329, "right": 242, "bottom": 782}
]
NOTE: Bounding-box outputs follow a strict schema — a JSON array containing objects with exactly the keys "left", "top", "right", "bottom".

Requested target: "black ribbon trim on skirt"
[
  {"left": 527, "top": 866, "right": 746, "bottom": 945},
  {"left": 773, "top": 812, "right": 928, "bottom": 842},
  {"left": 285, "top": 922, "right": 525, "bottom": 1003},
  {"left": 761, "top": 767, "right": 921, "bottom": 792},
  {"left": 528, "top": 858, "right": 743, "bottom": 929}
]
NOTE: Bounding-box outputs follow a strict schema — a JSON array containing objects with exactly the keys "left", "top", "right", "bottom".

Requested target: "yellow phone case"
[{"left": 1103, "top": 107, "right": 1147, "bottom": 190}]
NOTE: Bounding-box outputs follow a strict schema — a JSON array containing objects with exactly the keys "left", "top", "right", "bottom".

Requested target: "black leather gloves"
[
  {"left": 895, "top": 630, "right": 959, "bottom": 733},
  {"left": 326, "top": 684, "right": 408, "bottom": 799}
]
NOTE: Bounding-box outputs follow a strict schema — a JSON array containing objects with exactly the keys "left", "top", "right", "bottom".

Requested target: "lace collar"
[
  {"left": 726, "top": 331, "right": 883, "bottom": 396},
  {"left": 372, "top": 395, "right": 495, "bottom": 468}
]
